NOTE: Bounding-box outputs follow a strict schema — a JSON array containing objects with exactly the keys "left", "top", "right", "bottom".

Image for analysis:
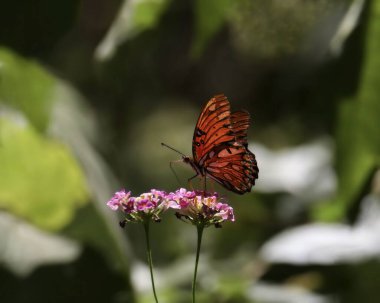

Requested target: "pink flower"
[
  {"left": 150, "top": 189, "right": 167, "bottom": 198},
  {"left": 106, "top": 190, "right": 130, "bottom": 211},
  {"left": 136, "top": 198, "right": 156, "bottom": 212},
  {"left": 166, "top": 188, "right": 235, "bottom": 227},
  {"left": 215, "top": 203, "right": 235, "bottom": 222},
  {"left": 106, "top": 189, "right": 170, "bottom": 225}
]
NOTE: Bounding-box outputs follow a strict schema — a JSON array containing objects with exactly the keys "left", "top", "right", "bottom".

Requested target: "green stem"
[
  {"left": 144, "top": 221, "right": 159, "bottom": 303},
  {"left": 192, "top": 224, "right": 204, "bottom": 303}
]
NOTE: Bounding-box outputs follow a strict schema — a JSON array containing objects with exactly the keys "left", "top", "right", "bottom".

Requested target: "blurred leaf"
[
  {"left": 62, "top": 202, "right": 136, "bottom": 301},
  {"left": 0, "top": 211, "right": 81, "bottom": 276},
  {"left": 0, "top": 118, "right": 88, "bottom": 231},
  {"left": 95, "top": 0, "right": 171, "bottom": 61},
  {"left": 314, "top": 0, "right": 380, "bottom": 220},
  {"left": 50, "top": 86, "right": 136, "bottom": 298},
  {"left": 229, "top": 0, "right": 339, "bottom": 58},
  {"left": 0, "top": 48, "right": 55, "bottom": 131},
  {"left": 191, "top": 0, "right": 232, "bottom": 58},
  {"left": 216, "top": 275, "right": 250, "bottom": 301},
  {"left": 132, "top": 0, "right": 170, "bottom": 29}
]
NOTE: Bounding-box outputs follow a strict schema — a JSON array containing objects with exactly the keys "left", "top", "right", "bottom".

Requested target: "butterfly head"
[
  {"left": 183, "top": 155, "right": 204, "bottom": 177},
  {"left": 161, "top": 143, "right": 199, "bottom": 172},
  {"left": 182, "top": 155, "right": 196, "bottom": 169}
]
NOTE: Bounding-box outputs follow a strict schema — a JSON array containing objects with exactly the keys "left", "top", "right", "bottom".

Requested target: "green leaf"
[
  {"left": 191, "top": 0, "right": 231, "bottom": 58},
  {"left": 314, "top": 0, "right": 380, "bottom": 220},
  {"left": 0, "top": 48, "right": 55, "bottom": 131},
  {"left": 132, "top": 0, "right": 170, "bottom": 29},
  {"left": 95, "top": 0, "right": 171, "bottom": 61},
  {"left": 0, "top": 117, "right": 88, "bottom": 231}
]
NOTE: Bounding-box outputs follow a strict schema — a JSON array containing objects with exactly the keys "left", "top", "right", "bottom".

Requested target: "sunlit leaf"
[
  {"left": 95, "top": 0, "right": 171, "bottom": 61},
  {"left": 262, "top": 194, "right": 380, "bottom": 264},
  {"left": 229, "top": 0, "right": 340, "bottom": 59},
  {"left": 0, "top": 48, "right": 55, "bottom": 131},
  {"left": 0, "top": 211, "right": 81, "bottom": 276},
  {"left": 0, "top": 117, "right": 88, "bottom": 231},
  {"left": 50, "top": 90, "right": 135, "bottom": 291}
]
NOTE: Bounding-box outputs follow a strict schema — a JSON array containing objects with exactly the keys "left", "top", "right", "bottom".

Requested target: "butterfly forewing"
[{"left": 192, "top": 95, "right": 235, "bottom": 163}]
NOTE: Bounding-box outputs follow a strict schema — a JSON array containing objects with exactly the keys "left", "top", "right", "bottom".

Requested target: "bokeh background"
[{"left": 1, "top": 0, "right": 380, "bottom": 302}]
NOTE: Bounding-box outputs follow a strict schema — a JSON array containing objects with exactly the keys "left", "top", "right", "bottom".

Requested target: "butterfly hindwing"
[
  {"left": 230, "top": 110, "right": 250, "bottom": 146},
  {"left": 203, "top": 145, "right": 258, "bottom": 194}
]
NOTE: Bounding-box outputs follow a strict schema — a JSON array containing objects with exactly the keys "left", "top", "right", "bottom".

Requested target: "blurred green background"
[{"left": 1, "top": 0, "right": 380, "bottom": 302}]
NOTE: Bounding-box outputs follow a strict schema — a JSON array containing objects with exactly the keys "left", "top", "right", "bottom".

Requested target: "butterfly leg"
[
  {"left": 187, "top": 174, "right": 198, "bottom": 190},
  {"left": 169, "top": 160, "right": 183, "bottom": 186},
  {"left": 207, "top": 177, "right": 215, "bottom": 193}
]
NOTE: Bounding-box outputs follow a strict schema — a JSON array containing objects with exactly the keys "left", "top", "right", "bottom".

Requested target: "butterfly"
[{"left": 163, "top": 94, "right": 258, "bottom": 194}]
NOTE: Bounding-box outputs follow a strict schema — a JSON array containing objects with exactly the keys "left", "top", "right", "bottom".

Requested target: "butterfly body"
[{"left": 184, "top": 94, "right": 259, "bottom": 195}]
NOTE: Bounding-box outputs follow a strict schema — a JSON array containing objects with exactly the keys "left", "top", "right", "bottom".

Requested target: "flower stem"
[
  {"left": 144, "top": 221, "right": 159, "bottom": 303},
  {"left": 192, "top": 224, "right": 204, "bottom": 303}
]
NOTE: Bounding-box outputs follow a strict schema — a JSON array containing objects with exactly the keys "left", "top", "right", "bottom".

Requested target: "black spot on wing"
[{"left": 195, "top": 128, "right": 206, "bottom": 137}]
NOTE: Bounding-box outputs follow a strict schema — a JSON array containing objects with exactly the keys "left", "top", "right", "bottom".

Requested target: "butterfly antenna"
[
  {"left": 161, "top": 142, "right": 187, "bottom": 157},
  {"left": 169, "top": 161, "right": 182, "bottom": 186}
]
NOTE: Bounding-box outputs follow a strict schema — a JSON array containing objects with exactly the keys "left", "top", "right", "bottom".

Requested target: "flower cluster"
[
  {"left": 167, "top": 188, "right": 235, "bottom": 227},
  {"left": 106, "top": 189, "right": 176, "bottom": 226},
  {"left": 106, "top": 188, "right": 235, "bottom": 228}
]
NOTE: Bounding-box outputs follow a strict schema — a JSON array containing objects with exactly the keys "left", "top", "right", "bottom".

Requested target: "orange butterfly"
[{"left": 163, "top": 94, "right": 258, "bottom": 194}]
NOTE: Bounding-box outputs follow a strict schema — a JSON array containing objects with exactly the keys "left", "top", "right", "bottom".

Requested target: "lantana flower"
[
  {"left": 167, "top": 188, "right": 235, "bottom": 227},
  {"left": 106, "top": 189, "right": 175, "bottom": 226}
]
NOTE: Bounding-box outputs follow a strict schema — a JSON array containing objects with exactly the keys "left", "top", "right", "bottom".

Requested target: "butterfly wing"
[
  {"left": 230, "top": 110, "right": 260, "bottom": 191},
  {"left": 192, "top": 94, "right": 235, "bottom": 165},
  {"left": 192, "top": 94, "right": 259, "bottom": 194},
  {"left": 230, "top": 110, "right": 250, "bottom": 146},
  {"left": 202, "top": 144, "right": 258, "bottom": 194}
]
